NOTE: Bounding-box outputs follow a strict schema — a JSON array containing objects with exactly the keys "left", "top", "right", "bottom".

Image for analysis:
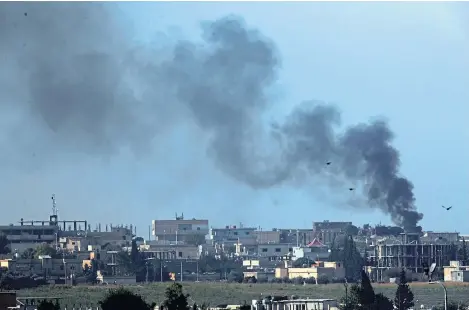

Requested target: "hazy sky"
[{"left": 1, "top": 2, "right": 467, "bottom": 236}]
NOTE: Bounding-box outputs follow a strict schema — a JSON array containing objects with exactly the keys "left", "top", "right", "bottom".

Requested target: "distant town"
[{"left": 0, "top": 195, "right": 468, "bottom": 310}]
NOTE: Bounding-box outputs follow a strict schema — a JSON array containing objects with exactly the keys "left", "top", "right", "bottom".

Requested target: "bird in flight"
[
  {"left": 349, "top": 188, "right": 354, "bottom": 191},
  {"left": 326, "top": 162, "right": 331, "bottom": 165},
  {"left": 441, "top": 205, "right": 452, "bottom": 211}
]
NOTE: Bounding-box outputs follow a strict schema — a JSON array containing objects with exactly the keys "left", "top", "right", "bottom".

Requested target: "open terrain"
[{"left": 17, "top": 282, "right": 469, "bottom": 308}]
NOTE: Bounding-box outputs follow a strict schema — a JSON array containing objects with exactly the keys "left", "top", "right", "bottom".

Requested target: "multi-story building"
[
  {"left": 369, "top": 232, "right": 454, "bottom": 281},
  {"left": 291, "top": 239, "right": 330, "bottom": 261},
  {"left": 254, "top": 230, "right": 281, "bottom": 244},
  {"left": 422, "top": 231, "right": 460, "bottom": 243},
  {"left": 277, "top": 229, "right": 316, "bottom": 246},
  {"left": 313, "top": 221, "right": 352, "bottom": 245},
  {"left": 0, "top": 215, "right": 60, "bottom": 252},
  {"left": 151, "top": 214, "right": 209, "bottom": 245},
  {"left": 257, "top": 243, "right": 291, "bottom": 259},
  {"left": 0, "top": 255, "right": 83, "bottom": 280},
  {"left": 140, "top": 241, "right": 201, "bottom": 259},
  {"left": 209, "top": 225, "right": 257, "bottom": 245}
]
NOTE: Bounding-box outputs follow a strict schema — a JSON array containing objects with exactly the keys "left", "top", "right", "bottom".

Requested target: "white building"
[
  {"left": 291, "top": 239, "right": 330, "bottom": 262},
  {"left": 251, "top": 298, "right": 338, "bottom": 310}
]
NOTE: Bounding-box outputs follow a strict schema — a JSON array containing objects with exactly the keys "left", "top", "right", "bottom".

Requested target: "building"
[
  {"left": 277, "top": 229, "right": 316, "bottom": 246},
  {"left": 0, "top": 256, "right": 83, "bottom": 280},
  {"left": 275, "top": 261, "right": 345, "bottom": 281},
  {"left": 254, "top": 230, "right": 281, "bottom": 244},
  {"left": 97, "top": 270, "right": 136, "bottom": 285},
  {"left": 0, "top": 216, "right": 60, "bottom": 252},
  {"left": 292, "top": 239, "right": 330, "bottom": 261},
  {"left": 422, "top": 231, "right": 460, "bottom": 243},
  {"left": 313, "top": 221, "right": 351, "bottom": 245},
  {"left": 59, "top": 225, "right": 134, "bottom": 251},
  {"left": 257, "top": 243, "right": 291, "bottom": 259},
  {"left": 209, "top": 226, "right": 257, "bottom": 246},
  {"left": 443, "top": 261, "right": 469, "bottom": 282},
  {"left": 152, "top": 214, "right": 209, "bottom": 245},
  {"left": 370, "top": 232, "right": 454, "bottom": 282},
  {"left": 140, "top": 242, "right": 201, "bottom": 259},
  {"left": 251, "top": 297, "right": 338, "bottom": 310}
]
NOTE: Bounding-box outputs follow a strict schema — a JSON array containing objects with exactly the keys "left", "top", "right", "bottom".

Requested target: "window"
[
  {"left": 178, "top": 251, "right": 183, "bottom": 258},
  {"left": 245, "top": 232, "right": 250, "bottom": 235},
  {"left": 275, "top": 248, "right": 281, "bottom": 252},
  {"left": 197, "top": 227, "right": 200, "bottom": 230},
  {"left": 262, "top": 248, "right": 268, "bottom": 252},
  {"left": 234, "top": 232, "right": 238, "bottom": 236}
]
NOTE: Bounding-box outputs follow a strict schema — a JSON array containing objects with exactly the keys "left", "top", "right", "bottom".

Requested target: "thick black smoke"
[{"left": 0, "top": 3, "right": 423, "bottom": 229}]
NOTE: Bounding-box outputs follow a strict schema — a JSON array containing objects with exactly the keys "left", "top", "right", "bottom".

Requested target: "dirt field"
[{"left": 17, "top": 282, "right": 469, "bottom": 308}]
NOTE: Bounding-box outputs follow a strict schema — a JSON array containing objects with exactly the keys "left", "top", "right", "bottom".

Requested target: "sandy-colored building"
[
  {"left": 152, "top": 215, "right": 209, "bottom": 245},
  {"left": 444, "top": 261, "right": 469, "bottom": 282},
  {"left": 275, "top": 261, "right": 345, "bottom": 281}
]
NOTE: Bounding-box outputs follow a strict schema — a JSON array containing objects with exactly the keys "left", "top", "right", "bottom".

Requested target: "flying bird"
[
  {"left": 441, "top": 205, "right": 452, "bottom": 211},
  {"left": 326, "top": 162, "right": 331, "bottom": 165},
  {"left": 349, "top": 188, "right": 354, "bottom": 191}
]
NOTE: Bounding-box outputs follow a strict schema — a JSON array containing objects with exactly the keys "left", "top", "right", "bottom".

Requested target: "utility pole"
[
  {"left": 196, "top": 260, "right": 199, "bottom": 282},
  {"left": 160, "top": 260, "right": 163, "bottom": 282},
  {"left": 180, "top": 260, "right": 183, "bottom": 282}
]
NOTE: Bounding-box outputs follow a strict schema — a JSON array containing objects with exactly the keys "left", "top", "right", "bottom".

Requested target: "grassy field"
[{"left": 17, "top": 282, "right": 469, "bottom": 308}]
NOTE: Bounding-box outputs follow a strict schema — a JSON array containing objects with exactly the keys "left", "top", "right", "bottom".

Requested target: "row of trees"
[
  {"left": 37, "top": 282, "right": 197, "bottom": 310},
  {"left": 340, "top": 268, "right": 467, "bottom": 310},
  {"left": 341, "top": 268, "right": 414, "bottom": 310}
]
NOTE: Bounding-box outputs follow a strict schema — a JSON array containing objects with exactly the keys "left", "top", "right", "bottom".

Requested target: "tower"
[{"left": 49, "top": 194, "right": 58, "bottom": 225}]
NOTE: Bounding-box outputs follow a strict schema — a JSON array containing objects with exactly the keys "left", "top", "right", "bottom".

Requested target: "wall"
[
  {"left": 142, "top": 243, "right": 200, "bottom": 259},
  {"left": 257, "top": 244, "right": 291, "bottom": 257}
]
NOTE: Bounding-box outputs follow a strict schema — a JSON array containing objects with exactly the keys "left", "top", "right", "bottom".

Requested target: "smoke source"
[{"left": 0, "top": 3, "right": 423, "bottom": 229}]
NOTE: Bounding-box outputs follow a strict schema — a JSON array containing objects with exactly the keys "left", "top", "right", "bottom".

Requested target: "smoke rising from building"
[{"left": 0, "top": 3, "right": 423, "bottom": 229}]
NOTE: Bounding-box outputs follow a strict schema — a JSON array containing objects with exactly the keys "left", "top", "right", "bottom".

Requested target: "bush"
[
  {"left": 37, "top": 299, "right": 60, "bottom": 310},
  {"left": 99, "top": 287, "right": 154, "bottom": 310},
  {"left": 257, "top": 276, "right": 268, "bottom": 283},
  {"left": 316, "top": 274, "right": 330, "bottom": 284},
  {"left": 269, "top": 277, "right": 283, "bottom": 283}
]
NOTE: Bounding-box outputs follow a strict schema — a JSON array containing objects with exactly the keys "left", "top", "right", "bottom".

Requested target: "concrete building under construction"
[{"left": 369, "top": 232, "right": 454, "bottom": 282}]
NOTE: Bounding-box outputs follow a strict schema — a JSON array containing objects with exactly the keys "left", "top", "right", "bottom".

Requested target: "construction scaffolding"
[{"left": 370, "top": 232, "right": 453, "bottom": 282}]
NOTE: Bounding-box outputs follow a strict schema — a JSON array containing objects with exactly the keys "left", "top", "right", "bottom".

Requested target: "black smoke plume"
[{"left": 0, "top": 3, "right": 423, "bottom": 229}]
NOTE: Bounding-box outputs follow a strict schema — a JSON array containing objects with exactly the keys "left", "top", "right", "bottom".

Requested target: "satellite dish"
[{"left": 429, "top": 263, "right": 437, "bottom": 280}]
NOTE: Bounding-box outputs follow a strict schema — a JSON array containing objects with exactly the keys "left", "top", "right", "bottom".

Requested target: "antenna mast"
[{"left": 51, "top": 194, "right": 58, "bottom": 216}]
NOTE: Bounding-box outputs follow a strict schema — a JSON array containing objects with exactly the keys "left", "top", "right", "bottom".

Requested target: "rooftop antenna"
[{"left": 51, "top": 194, "right": 58, "bottom": 216}]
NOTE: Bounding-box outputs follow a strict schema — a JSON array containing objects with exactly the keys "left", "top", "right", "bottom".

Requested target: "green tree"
[
  {"left": 99, "top": 287, "right": 154, "bottom": 310},
  {"left": 227, "top": 270, "right": 243, "bottom": 283},
  {"left": 292, "top": 257, "right": 315, "bottom": 268},
  {"left": 162, "top": 282, "right": 189, "bottom": 310},
  {"left": 345, "top": 224, "right": 359, "bottom": 236},
  {"left": 394, "top": 269, "right": 414, "bottom": 310},
  {"left": 37, "top": 299, "right": 60, "bottom": 310},
  {"left": 0, "top": 234, "right": 9, "bottom": 254},
  {"left": 360, "top": 269, "right": 375, "bottom": 308},
  {"left": 339, "top": 284, "right": 362, "bottom": 310},
  {"left": 373, "top": 293, "right": 393, "bottom": 310},
  {"left": 21, "top": 248, "right": 36, "bottom": 259},
  {"left": 35, "top": 244, "right": 58, "bottom": 258},
  {"left": 343, "top": 235, "right": 364, "bottom": 281}
]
